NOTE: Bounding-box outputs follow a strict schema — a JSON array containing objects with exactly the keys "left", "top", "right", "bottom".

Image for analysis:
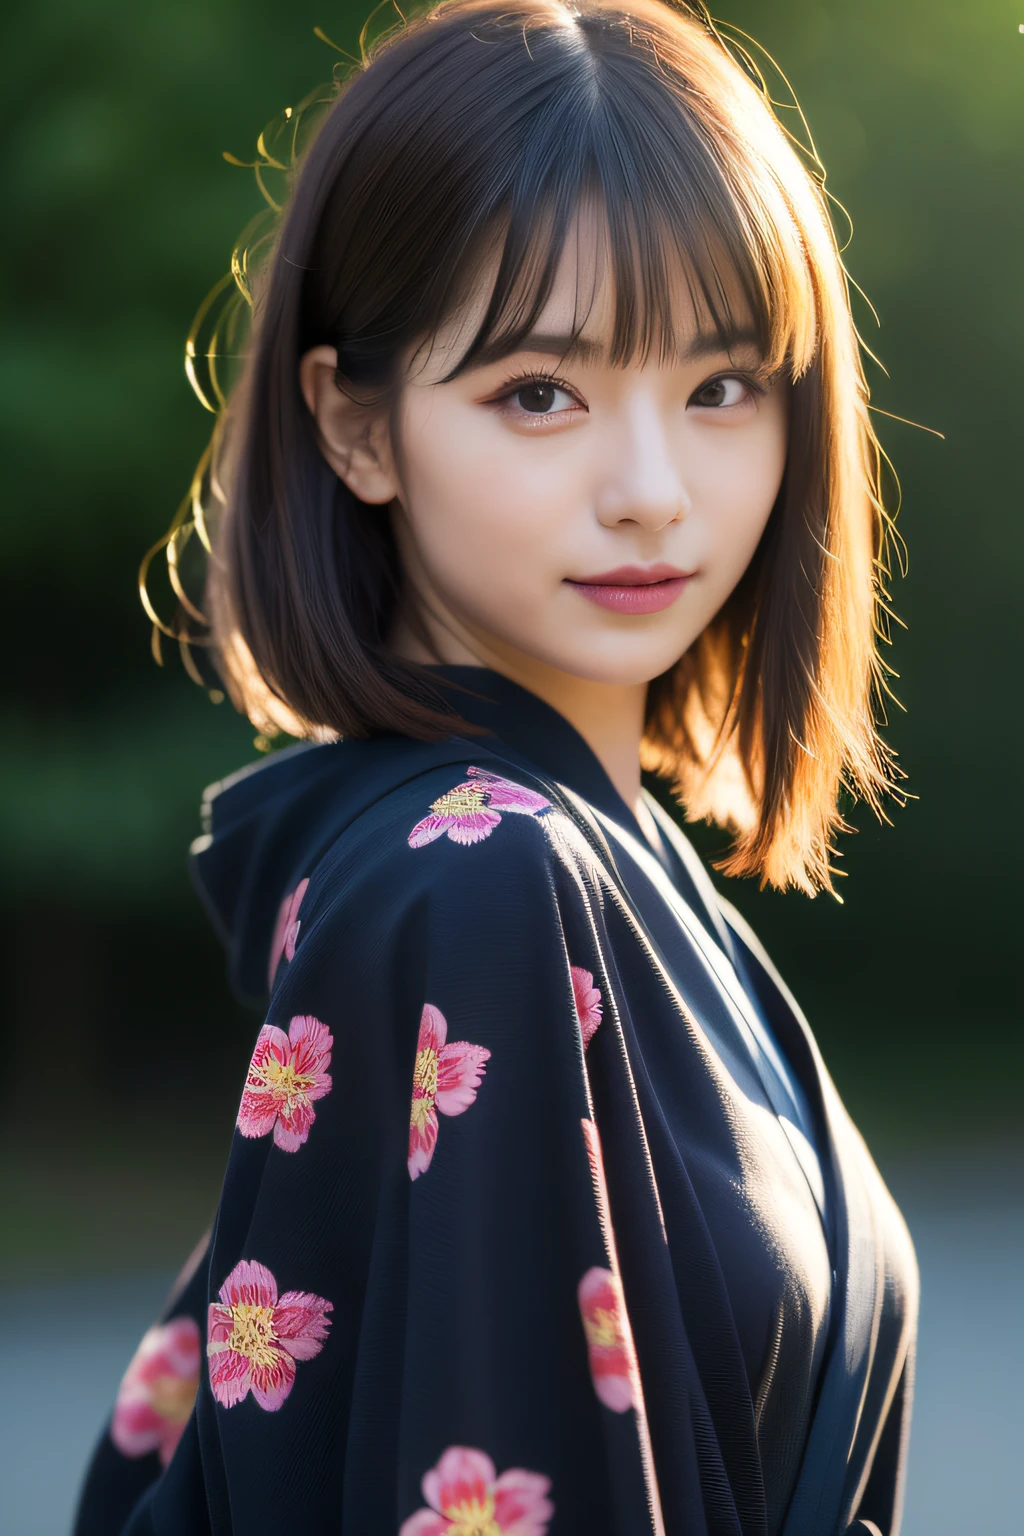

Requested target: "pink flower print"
[
  {"left": 399, "top": 1445, "right": 554, "bottom": 1535},
  {"left": 110, "top": 1316, "right": 201, "bottom": 1466},
  {"left": 571, "top": 966, "right": 603, "bottom": 1048},
  {"left": 578, "top": 1266, "right": 638, "bottom": 1413},
  {"left": 206, "top": 1259, "right": 332, "bottom": 1411},
  {"left": 237, "top": 1014, "right": 333, "bottom": 1152},
  {"left": 268, "top": 877, "right": 309, "bottom": 988},
  {"left": 408, "top": 766, "right": 550, "bottom": 848},
  {"left": 408, "top": 1004, "right": 491, "bottom": 1179}
]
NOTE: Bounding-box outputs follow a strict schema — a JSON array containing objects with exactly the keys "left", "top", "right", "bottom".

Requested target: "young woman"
[{"left": 73, "top": 2, "right": 918, "bottom": 1532}]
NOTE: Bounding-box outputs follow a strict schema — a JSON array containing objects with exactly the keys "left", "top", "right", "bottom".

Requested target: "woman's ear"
[{"left": 299, "top": 344, "right": 399, "bottom": 506}]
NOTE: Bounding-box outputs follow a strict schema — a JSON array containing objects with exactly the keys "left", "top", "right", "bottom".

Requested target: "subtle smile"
[{"left": 564, "top": 563, "right": 696, "bottom": 615}]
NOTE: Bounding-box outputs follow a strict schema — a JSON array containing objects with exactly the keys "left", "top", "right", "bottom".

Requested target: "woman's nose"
[{"left": 594, "top": 401, "right": 691, "bottom": 532}]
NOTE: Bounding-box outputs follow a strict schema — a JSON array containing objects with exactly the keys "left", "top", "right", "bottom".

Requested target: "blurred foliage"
[{"left": 1, "top": 0, "right": 1021, "bottom": 1279}]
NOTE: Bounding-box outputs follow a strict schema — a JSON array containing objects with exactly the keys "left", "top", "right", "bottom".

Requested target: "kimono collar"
[{"left": 424, "top": 664, "right": 660, "bottom": 853}]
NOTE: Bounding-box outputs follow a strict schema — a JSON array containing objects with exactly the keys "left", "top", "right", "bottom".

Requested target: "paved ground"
[{"left": 1, "top": 1148, "right": 1019, "bottom": 1534}]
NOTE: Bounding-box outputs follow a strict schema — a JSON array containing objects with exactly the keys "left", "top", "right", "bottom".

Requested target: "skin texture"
[{"left": 300, "top": 203, "right": 789, "bottom": 834}]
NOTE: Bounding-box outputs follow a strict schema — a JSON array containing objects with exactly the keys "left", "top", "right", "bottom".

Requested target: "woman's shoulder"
[
  {"left": 308, "top": 752, "right": 561, "bottom": 916},
  {"left": 268, "top": 749, "right": 571, "bottom": 1006},
  {"left": 193, "top": 734, "right": 563, "bottom": 1005}
]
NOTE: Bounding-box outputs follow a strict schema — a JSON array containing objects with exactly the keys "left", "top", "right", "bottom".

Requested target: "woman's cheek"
[
  {"left": 415, "top": 490, "right": 538, "bottom": 614},
  {"left": 706, "top": 432, "right": 785, "bottom": 545}
]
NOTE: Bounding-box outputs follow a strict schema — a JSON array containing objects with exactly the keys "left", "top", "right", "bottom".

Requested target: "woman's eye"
[
  {"left": 500, "top": 377, "right": 579, "bottom": 417},
  {"left": 691, "top": 375, "right": 752, "bottom": 409}
]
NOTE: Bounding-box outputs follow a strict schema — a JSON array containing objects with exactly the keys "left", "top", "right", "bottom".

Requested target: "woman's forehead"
[{"left": 414, "top": 211, "right": 760, "bottom": 381}]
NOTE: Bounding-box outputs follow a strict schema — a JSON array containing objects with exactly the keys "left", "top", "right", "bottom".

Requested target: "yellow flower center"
[
  {"left": 411, "top": 1047, "right": 439, "bottom": 1129},
  {"left": 255, "top": 1056, "right": 316, "bottom": 1120},
  {"left": 583, "top": 1304, "right": 622, "bottom": 1352},
  {"left": 226, "top": 1303, "right": 279, "bottom": 1371},
  {"left": 442, "top": 1493, "right": 501, "bottom": 1536},
  {"left": 430, "top": 785, "right": 487, "bottom": 818},
  {"left": 148, "top": 1371, "right": 198, "bottom": 1425}
]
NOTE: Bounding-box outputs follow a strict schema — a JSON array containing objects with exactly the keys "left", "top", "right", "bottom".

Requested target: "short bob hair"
[{"left": 168, "top": 0, "right": 903, "bottom": 895}]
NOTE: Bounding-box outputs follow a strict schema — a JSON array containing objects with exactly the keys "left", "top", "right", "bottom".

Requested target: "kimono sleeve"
[{"left": 184, "top": 786, "right": 663, "bottom": 1536}]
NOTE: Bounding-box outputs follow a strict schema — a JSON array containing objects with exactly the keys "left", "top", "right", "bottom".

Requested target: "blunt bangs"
[
  {"left": 364, "top": 6, "right": 821, "bottom": 390},
  {"left": 178, "top": 0, "right": 901, "bottom": 894},
  {"left": 303, "top": 0, "right": 820, "bottom": 396}
]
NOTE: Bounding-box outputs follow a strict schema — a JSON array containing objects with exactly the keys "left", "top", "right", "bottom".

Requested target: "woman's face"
[{"left": 312, "top": 208, "right": 790, "bottom": 690}]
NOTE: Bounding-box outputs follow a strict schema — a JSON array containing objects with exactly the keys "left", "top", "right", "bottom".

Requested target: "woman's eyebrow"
[{"left": 467, "top": 326, "right": 763, "bottom": 369}]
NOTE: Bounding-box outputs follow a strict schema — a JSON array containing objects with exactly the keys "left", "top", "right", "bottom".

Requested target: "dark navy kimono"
[{"left": 73, "top": 666, "right": 918, "bottom": 1536}]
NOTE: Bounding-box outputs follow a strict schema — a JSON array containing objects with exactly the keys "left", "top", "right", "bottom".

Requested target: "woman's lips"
[{"left": 565, "top": 564, "right": 695, "bottom": 615}]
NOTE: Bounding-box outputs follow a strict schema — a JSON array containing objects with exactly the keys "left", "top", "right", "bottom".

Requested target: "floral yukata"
[{"left": 73, "top": 667, "right": 918, "bottom": 1536}]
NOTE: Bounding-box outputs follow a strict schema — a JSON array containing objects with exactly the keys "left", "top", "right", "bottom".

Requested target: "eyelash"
[
  {"left": 492, "top": 366, "right": 765, "bottom": 417},
  {"left": 493, "top": 368, "right": 581, "bottom": 411}
]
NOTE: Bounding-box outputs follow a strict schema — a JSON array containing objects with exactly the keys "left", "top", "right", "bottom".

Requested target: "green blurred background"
[{"left": 1, "top": 0, "right": 1020, "bottom": 1288}]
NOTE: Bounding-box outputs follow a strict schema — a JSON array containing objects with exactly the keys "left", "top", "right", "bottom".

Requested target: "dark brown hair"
[{"left": 156, "top": 0, "right": 904, "bottom": 893}]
